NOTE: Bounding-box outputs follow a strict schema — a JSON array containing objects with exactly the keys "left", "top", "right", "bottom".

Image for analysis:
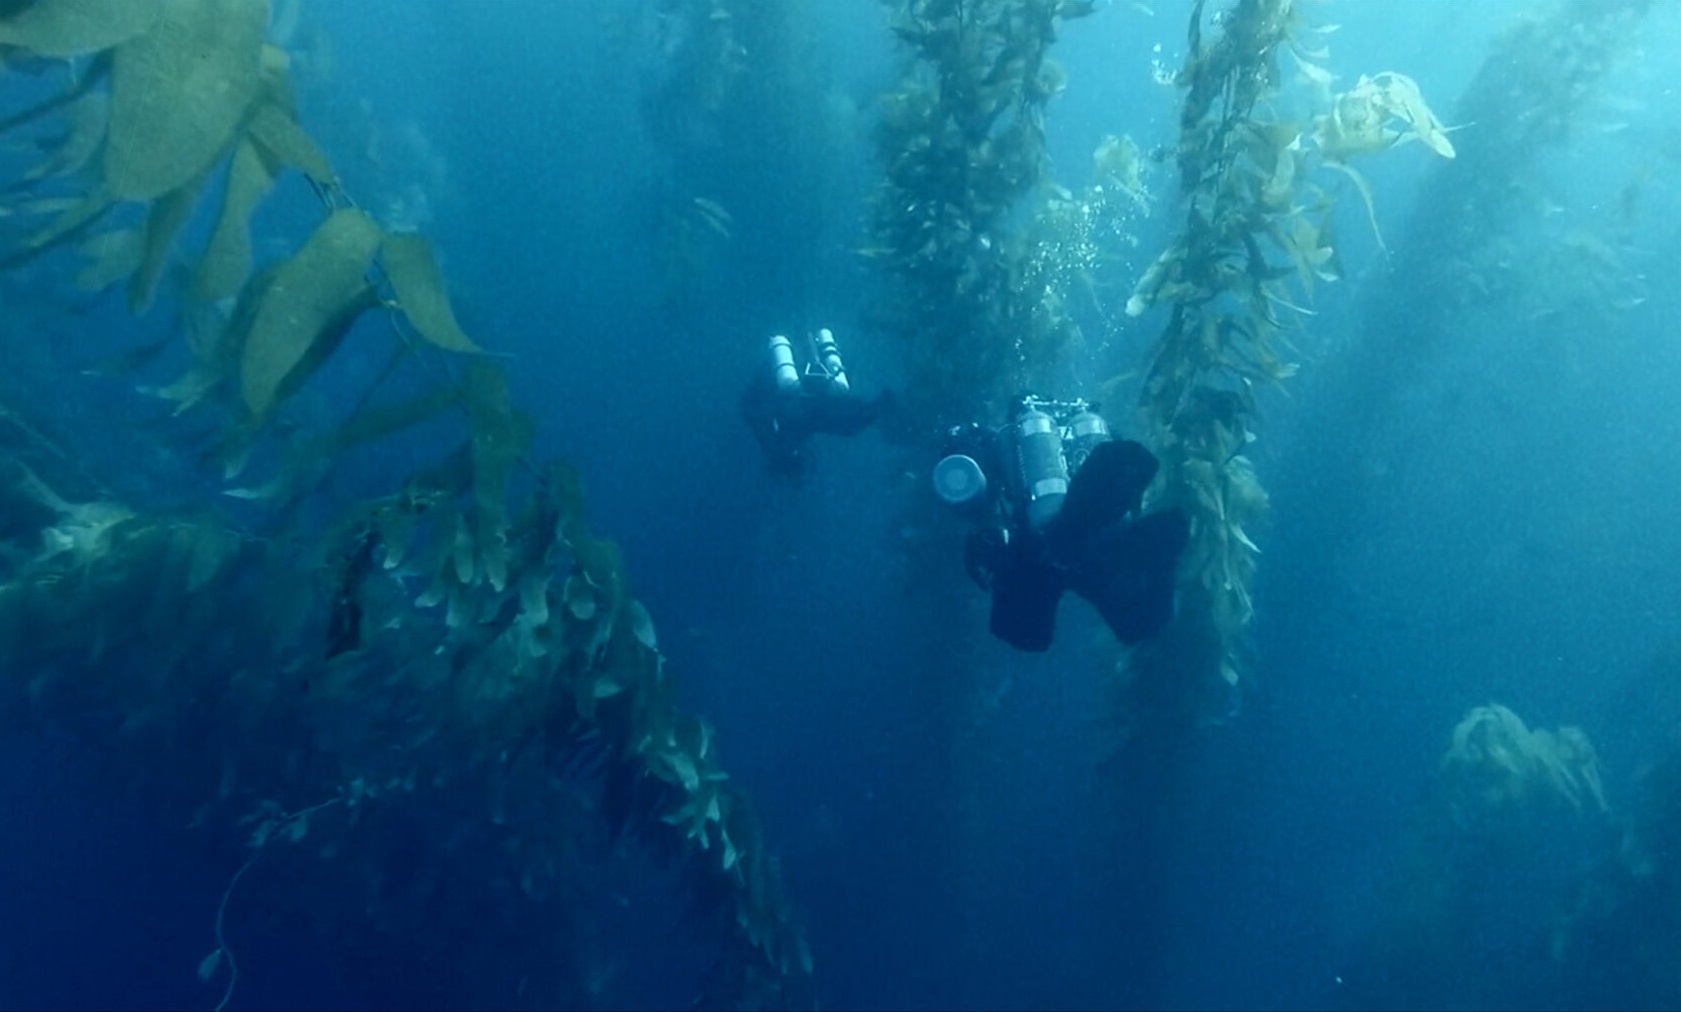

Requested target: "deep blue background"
[{"left": 4, "top": 0, "right": 1681, "bottom": 1008}]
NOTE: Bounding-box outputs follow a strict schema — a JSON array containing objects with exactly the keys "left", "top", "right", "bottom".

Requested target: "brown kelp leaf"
[
  {"left": 0, "top": 48, "right": 109, "bottom": 136},
  {"left": 1376, "top": 72, "right": 1455, "bottom": 159},
  {"left": 563, "top": 573, "right": 597, "bottom": 622},
  {"left": 449, "top": 511, "right": 473, "bottom": 584},
  {"left": 1320, "top": 160, "right": 1384, "bottom": 252},
  {"left": 12, "top": 196, "right": 83, "bottom": 216},
  {"left": 129, "top": 167, "right": 212, "bottom": 311},
  {"left": 380, "top": 232, "right": 482, "bottom": 353},
  {"left": 144, "top": 299, "right": 236, "bottom": 410},
  {"left": 239, "top": 207, "right": 383, "bottom": 418},
  {"left": 82, "top": 334, "right": 170, "bottom": 377},
  {"left": 272, "top": 282, "right": 379, "bottom": 416},
  {"left": 371, "top": 503, "right": 418, "bottom": 571},
  {"left": 104, "top": 0, "right": 266, "bottom": 202},
  {"left": 194, "top": 136, "right": 276, "bottom": 302},
  {"left": 462, "top": 363, "right": 529, "bottom": 591},
  {"left": 517, "top": 573, "right": 550, "bottom": 627},
  {"left": 146, "top": 365, "right": 219, "bottom": 414},
  {"left": 327, "top": 386, "right": 459, "bottom": 454},
  {"left": 0, "top": 188, "right": 112, "bottom": 270},
  {"left": 74, "top": 227, "right": 140, "bottom": 292},
  {"left": 0, "top": 0, "right": 159, "bottom": 56},
  {"left": 245, "top": 100, "right": 334, "bottom": 184},
  {"left": 184, "top": 524, "right": 239, "bottom": 590},
  {"left": 625, "top": 598, "right": 657, "bottom": 652},
  {"left": 24, "top": 88, "right": 107, "bottom": 181}
]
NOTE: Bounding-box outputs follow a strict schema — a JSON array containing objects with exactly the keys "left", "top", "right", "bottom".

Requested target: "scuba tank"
[
  {"left": 1064, "top": 407, "right": 1112, "bottom": 476},
  {"left": 812, "top": 328, "right": 850, "bottom": 392},
  {"left": 768, "top": 334, "right": 800, "bottom": 393},
  {"left": 1008, "top": 402, "right": 1068, "bottom": 536}
]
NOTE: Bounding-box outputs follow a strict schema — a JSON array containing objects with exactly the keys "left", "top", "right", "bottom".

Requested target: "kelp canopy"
[{"left": 0, "top": 1, "right": 810, "bottom": 1007}]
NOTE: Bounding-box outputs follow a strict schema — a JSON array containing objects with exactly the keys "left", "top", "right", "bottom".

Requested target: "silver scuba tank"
[
  {"left": 1010, "top": 405, "right": 1068, "bottom": 535},
  {"left": 1064, "top": 408, "right": 1111, "bottom": 476},
  {"left": 812, "top": 328, "right": 850, "bottom": 392},
  {"left": 768, "top": 334, "right": 800, "bottom": 393}
]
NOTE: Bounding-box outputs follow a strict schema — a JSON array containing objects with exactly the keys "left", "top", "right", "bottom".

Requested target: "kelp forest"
[{"left": 1, "top": 0, "right": 1678, "bottom": 1009}]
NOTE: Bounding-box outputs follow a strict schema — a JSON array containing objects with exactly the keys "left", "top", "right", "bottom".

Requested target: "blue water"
[{"left": 4, "top": 0, "right": 1681, "bottom": 1008}]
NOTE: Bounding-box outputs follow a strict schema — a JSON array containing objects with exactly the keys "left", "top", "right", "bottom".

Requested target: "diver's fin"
[
  {"left": 989, "top": 555, "right": 1064, "bottom": 652},
  {"left": 1054, "top": 439, "right": 1158, "bottom": 544},
  {"left": 1071, "top": 507, "right": 1189, "bottom": 645}
]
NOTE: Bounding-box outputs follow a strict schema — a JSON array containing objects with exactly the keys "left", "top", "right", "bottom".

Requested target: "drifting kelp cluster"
[
  {"left": 1439, "top": 703, "right": 1607, "bottom": 829},
  {"left": 0, "top": 1, "right": 809, "bottom": 1007},
  {"left": 1117, "top": 0, "right": 1452, "bottom": 718},
  {"left": 1366, "top": 0, "right": 1650, "bottom": 356},
  {"left": 871, "top": 0, "right": 1097, "bottom": 427},
  {"left": 1345, "top": 704, "right": 1613, "bottom": 1008}
]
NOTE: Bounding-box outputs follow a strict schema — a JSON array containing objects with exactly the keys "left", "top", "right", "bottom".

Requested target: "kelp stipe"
[
  {"left": 871, "top": 0, "right": 1097, "bottom": 429},
  {"left": 1115, "top": 0, "right": 1451, "bottom": 730}
]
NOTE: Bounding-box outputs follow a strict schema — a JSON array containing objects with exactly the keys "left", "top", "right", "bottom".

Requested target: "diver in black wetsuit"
[
  {"left": 933, "top": 395, "right": 1189, "bottom": 652},
  {"left": 740, "top": 328, "right": 892, "bottom": 480}
]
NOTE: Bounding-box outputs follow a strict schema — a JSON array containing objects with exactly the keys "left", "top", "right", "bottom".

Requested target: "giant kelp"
[
  {"left": 1322, "top": 0, "right": 1652, "bottom": 450},
  {"left": 1439, "top": 703, "right": 1607, "bottom": 828},
  {"left": 1343, "top": 704, "right": 1612, "bottom": 1009},
  {"left": 872, "top": 0, "right": 1097, "bottom": 428},
  {"left": 1116, "top": 0, "right": 1451, "bottom": 722},
  {"left": 1392, "top": 0, "right": 1649, "bottom": 331},
  {"left": 626, "top": 0, "right": 839, "bottom": 318},
  {"left": 864, "top": 2, "right": 1107, "bottom": 968},
  {"left": 0, "top": 1, "right": 810, "bottom": 1007}
]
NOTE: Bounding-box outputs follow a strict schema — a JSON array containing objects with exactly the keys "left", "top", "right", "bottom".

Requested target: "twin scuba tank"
[
  {"left": 932, "top": 397, "right": 1111, "bottom": 536},
  {"left": 768, "top": 329, "right": 850, "bottom": 395}
]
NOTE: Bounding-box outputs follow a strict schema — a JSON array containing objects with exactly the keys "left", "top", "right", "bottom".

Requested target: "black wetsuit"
[
  {"left": 740, "top": 372, "right": 889, "bottom": 479},
  {"left": 956, "top": 432, "right": 1189, "bottom": 651}
]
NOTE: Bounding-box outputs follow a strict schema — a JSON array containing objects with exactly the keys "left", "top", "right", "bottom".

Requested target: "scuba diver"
[
  {"left": 741, "top": 328, "right": 893, "bottom": 480},
  {"left": 933, "top": 396, "right": 1189, "bottom": 652}
]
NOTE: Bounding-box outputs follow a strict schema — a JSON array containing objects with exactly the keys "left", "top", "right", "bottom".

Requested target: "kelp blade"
[
  {"left": 103, "top": 0, "right": 266, "bottom": 202},
  {"left": 381, "top": 232, "right": 482, "bottom": 353},
  {"left": 239, "top": 207, "right": 382, "bottom": 418},
  {"left": 0, "top": 0, "right": 158, "bottom": 57}
]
